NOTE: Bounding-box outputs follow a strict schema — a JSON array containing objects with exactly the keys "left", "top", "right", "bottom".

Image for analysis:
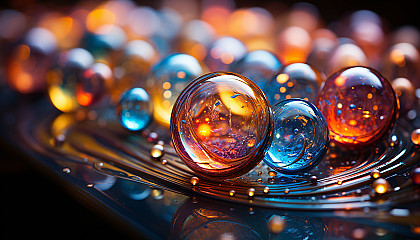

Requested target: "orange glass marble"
[
  {"left": 318, "top": 66, "right": 399, "bottom": 147},
  {"left": 170, "top": 72, "right": 273, "bottom": 179}
]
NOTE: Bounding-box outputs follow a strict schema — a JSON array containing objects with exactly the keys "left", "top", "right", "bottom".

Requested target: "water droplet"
[
  {"left": 62, "top": 167, "right": 71, "bottom": 174},
  {"left": 294, "top": 128, "right": 299, "bottom": 134},
  {"left": 248, "top": 188, "right": 255, "bottom": 197},
  {"left": 190, "top": 176, "right": 199, "bottom": 186},
  {"left": 337, "top": 180, "right": 343, "bottom": 185},
  {"left": 53, "top": 134, "right": 66, "bottom": 147},
  {"left": 229, "top": 190, "right": 235, "bottom": 196},
  {"left": 150, "top": 144, "right": 164, "bottom": 158},
  {"left": 370, "top": 169, "right": 380, "bottom": 179},
  {"left": 349, "top": 104, "right": 356, "bottom": 110},
  {"left": 310, "top": 175, "right": 317, "bottom": 184},
  {"left": 151, "top": 189, "right": 164, "bottom": 200},
  {"left": 372, "top": 178, "right": 389, "bottom": 194},
  {"left": 161, "top": 159, "right": 168, "bottom": 165},
  {"left": 306, "top": 153, "right": 313, "bottom": 160},
  {"left": 390, "top": 134, "right": 398, "bottom": 147},
  {"left": 86, "top": 183, "right": 94, "bottom": 188},
  {"left": 147, "top": 132, "right": 159, "bottom": 143},
  {"left": 264, "top": 187, "right": 270, "bottom": 194},
  {"left": 284, "top": 188, "right": 290, "bottom": 194},
  {"left": 268, "top": 215, "right": 286, "bottom": 233},
  {"left": 268, "top": 171, "right": 277, "bottom": 177}
]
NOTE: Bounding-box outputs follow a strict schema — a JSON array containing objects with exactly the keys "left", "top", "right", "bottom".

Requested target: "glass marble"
[
  {"left": 6, "top": 27, "right": 57, "bottom": 94},
  {"left": 170, "top": 72, "right": 273, "bottom": 179},
  {"left": 82, "top": 25, "right": 126, "bottom": 59},
  {"left": 116, "top": 87, "right": 152, "bottom": 131},
  {"left": 205, "top": 36, "right": 247, "bottom": 72},
  {"left": 382, "top": 43, "right": 420, "bottom": 87},
  {"left": 149, "top": 53, "right": 204, "bottom": 127},
  {"left": 47, "top": 48, "right": 94, "bottom": 112},
  {"left": 391, "top": 77, "right": 415, "bottom": 113},
  {"left": 76, "top": 63, "right": 112, "bottom": 107},
  {"left": 326, "top": 42, "right": 368, "bottom": 76},
  {"left": 266, "top": 63, "right": 323, "bottom": 106},
  {"left": 264, "top": 99, "right": 329, "bottom": 174},
  {"left": 318, "top": 66, "right": 399, "bottom": 147},
  {"left": 230, "top": 50, "right": 282, "bottom": 92},
  {"left": 112, "top": 40, "right": 157, "bottom": 103},
  {"left": 412, "top": 129, "right": 420, "bottom": 145}
]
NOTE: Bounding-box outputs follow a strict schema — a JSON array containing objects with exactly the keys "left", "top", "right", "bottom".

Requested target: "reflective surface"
[
  {"left": 318, "top": 66, "right": 399, "bottom": 147},
  {"left": 170, "top": 72, "right": 273, "bottom": 179},
  {"left": 264, "top": 99, "right": 329, "bottom": 174},
  {"left": 2, "top": 94, "right": 420, "bottom": 239}
]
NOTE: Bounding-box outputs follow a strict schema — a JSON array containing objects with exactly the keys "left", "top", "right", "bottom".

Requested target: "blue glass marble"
[
  {"left": 230, "top": 50, "right": 282, "bottom": 92},
  {"left": 266, "top": 63, "right": 323, "bottom": 106},
  {"left": 264, "top": 99, "right": 329, "bottom": 174},
  {"left": 117, "top": 87, "right": 152, "bottom": 131}
]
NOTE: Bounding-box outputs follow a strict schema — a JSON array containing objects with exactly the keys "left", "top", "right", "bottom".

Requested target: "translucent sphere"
[
  {"left": 76, "top": 63, "right": 112, "bottom": 107},
  {"left": 391, "top": 77, "right": 415, "bottom": 113},
  {"left": 47, "top": 48, "right": 94, "bottom": 112},
  {"left": 205, "top": 36, "right": 247, "bottom": 72},
  {"left": 6, "top": 27, "right": 57, "bottom": 94},
  {"left": 82, "top": 25, "right": 126, "bottom": 59},
  {"left": 117, "top": 88, "right": 152, "bottom": 131},
  {"left": 264, "top": 99, "right": 329, "bottom": 174},
  {"left": 266, "top": 63, "right": 323, "bottom": 106},
  {"left": 170, "top": 72, "right": 273, "bottom": 179},
  {"left": 326, "top": 42, "right": 368, "bottom": 76},
  {"left": 149, "top": 53, "right": 204, "bottom": 127},
  {"left": 318, "top": 66, "right": 399, "bottom": 147},
  {"left": 230, "top": 50, "right": 282, "bottom": 92},
  {"left": 112, "top": 40, "right": 157, "bottom": 103},
  {"left": 382, "top": 43, "right": 420, "bottom": 87}
]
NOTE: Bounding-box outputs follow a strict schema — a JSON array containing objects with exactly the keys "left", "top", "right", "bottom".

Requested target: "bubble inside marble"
[
  {"left": 170, "top": 72, "right": 273, "bottom": 179},
  {"left": 264, "top": 99, "right": 329, "bottom": 174}
]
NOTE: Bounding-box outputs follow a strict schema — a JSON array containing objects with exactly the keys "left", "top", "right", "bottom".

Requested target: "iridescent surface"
[
  {"left": 47, "top": 48, "right": 94, "bottom": 112},
  {"left": 149, "top": 53, "right": 203, "bottom": 127},
  {"left": 76, "top": 62, "right": 112, "bottom": 107},
  {"left": 117, "top": 87, "right": 152, "bottom": 131},
  {"left": 318, "top": 66, "right": 399, "bottom": 147},
  {"left": 264, "top": 99, "right": 329, "bottom": 174},
  {"left": 266, "top": 63, "right": 323, "bottom": 105},
  {"left": 230, "top": 50, "right": 282, "bottom": 92},
  {"left": 171, "top": 72, "right": 273, "bottom": 179}
]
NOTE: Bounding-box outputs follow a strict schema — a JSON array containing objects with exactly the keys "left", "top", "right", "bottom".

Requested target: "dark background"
[{"left": 1, "top": 0, "right": 419, "bottom": 239}]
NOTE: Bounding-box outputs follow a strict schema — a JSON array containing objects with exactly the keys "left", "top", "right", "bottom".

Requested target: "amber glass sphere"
[
  {"left": 170, "top": 72, "right": 273, "bottom": 179},
  {"left": 318, "top": 66, "right": 399, "bottom": 147}
]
